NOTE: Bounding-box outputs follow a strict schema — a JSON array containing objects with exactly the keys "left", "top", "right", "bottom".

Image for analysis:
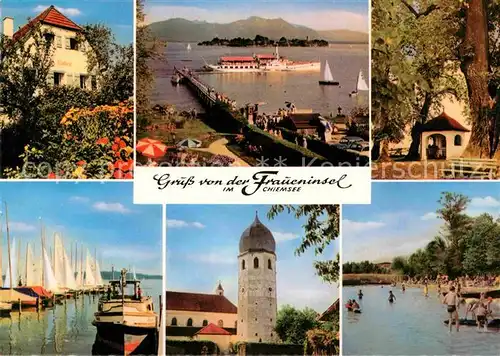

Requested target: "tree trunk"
[
  {"left": 460, "top": 0, "right": 491, "bottom": 158},
  {"left": 407, "top": 93, "right": 432, "bottom": 160}
]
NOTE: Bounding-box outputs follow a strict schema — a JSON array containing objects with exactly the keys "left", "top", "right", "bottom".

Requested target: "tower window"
[
  {"left": 269, "top": 287, "right": 273, "bottom": 292},
  {"left": 255, "top": 333, "right": 258, "bottom": 336},
  {"left": 187, "top": 318, "right": 193, "bottom": 326},
  {"left": 253, "top": 257, "right": 259, "bottom": 268},
  {"left": 268, "top": 259, "right": 272, "bottom": 270},
  {"left": 242, "top": 260, "right": 246, "bottom": 270},
  {"left": 241, "top": 288, "right": 245, "bottom": 293},
  {"left": 171, "top": 317, "right": 177, "bottom": 326},
  {"left": 454, "top": 135, "right": 462, "bottom": 146},
  {"left": 271, "top": 333, "right": 273, "bottom": 337},
  {"left": 203, "top": 320, "right": 208, "bottom": 326},
  {"left": 218, "top": 319, "right": 224, "bottom": 327}
]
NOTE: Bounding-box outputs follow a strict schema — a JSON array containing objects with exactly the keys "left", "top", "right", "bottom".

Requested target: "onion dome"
[{"left": 239, "top": 212, "right": 276, "bottom": 254}]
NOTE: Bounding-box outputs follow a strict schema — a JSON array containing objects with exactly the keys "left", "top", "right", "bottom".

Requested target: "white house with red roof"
[{"left": 2, "top": 5, "right": 97, "bottom": 89}]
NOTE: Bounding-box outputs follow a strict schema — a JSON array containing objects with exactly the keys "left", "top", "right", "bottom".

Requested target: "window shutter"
[{"left": 65, "top": 37, "right": 70, "bottom": 49}]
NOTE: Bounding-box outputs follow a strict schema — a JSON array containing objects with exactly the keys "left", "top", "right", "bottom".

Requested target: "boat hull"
[
  {"left": 319, "top": 81, "right": 340, "bottom": 85},
  {"left": 92, "top": 323, "right": 158, "bottom": 355}
]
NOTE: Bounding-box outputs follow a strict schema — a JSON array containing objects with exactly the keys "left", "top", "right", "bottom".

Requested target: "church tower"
[
  {"left": 237, "top": 212, "right": 277, "bottom": 342},
  {"left": 215, "top": 281, "right": 224, "bottom": 296}
]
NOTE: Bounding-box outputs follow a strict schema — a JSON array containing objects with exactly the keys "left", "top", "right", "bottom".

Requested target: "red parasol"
[{"left": 136, "top": 138, "right": 168, "bottom": 158}]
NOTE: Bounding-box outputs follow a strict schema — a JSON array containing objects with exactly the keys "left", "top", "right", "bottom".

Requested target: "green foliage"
[
  {"left": 268, "top": 205, "right": 339, "bottom": 283},
  {"left": 236, "top": 341, "right": 303, "bottom": 355},
  {"left": 198, "top": 34, "right": 328, "bottom": 47},
  {"left": 274, "top": 305, "right": 319, "bottom": 345},
  {"left": 390, "top": 191, "right": 500, "bottom": 278},
  {"left": 136, "top": 0, "right": 164, "bottom": 115},
  {"left": 166, "top": 340, "right": 219, "bottom": 355},
  {"left": 343, "top": 261, "right": 389, "bottom": 274}
]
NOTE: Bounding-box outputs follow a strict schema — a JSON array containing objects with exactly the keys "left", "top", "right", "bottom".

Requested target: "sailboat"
[
  {"left": 319, "top": 60, "right": 339, "bottom": 85},
  {"left": 132, "top": 266, "right": 137, "bottom": 281},
  {"left": 186, "top": 43, "right": 192, "bottom": 51},
  {"left": 350, "top": 69, "right": 369, "bottom": 96}
]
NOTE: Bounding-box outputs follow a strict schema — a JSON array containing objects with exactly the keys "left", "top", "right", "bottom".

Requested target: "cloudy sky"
[
  {"left": 144, "top": 0, "right": 369, "bottom": 32},
  {"left": 166, "top": 205, "right": 338, "bottom": 313},
  {"left": 342, "top": 182, "right": 500, "bottom": 263},
  {"left": 0, "top": 182, "right": 162, "bottom": 275},
  {"left": 2, "top": 0, "right": 133, "bottom": 43}
]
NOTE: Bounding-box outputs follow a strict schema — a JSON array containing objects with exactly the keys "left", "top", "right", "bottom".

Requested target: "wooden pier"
[{"left": 174, "top": 67, "right": 217, "bottom": 109}]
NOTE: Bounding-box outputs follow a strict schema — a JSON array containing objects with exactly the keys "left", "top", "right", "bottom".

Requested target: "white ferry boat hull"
[{"left": 206, "top": 64, "right": 261, "bottom": 73}]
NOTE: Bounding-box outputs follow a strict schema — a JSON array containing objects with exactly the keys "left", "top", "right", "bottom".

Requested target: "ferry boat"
[
  {"left": 205, "top": 46, "right": 320, "bottom": 73},
  {"left": 92, "top": 270, "right": 158, "bottom": 355}
]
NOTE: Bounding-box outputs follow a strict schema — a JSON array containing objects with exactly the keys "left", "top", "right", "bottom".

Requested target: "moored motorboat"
[
  {"left": 92, "top": 270, "right": 158, "bottom": 355},
  {"left": 171, "top": 74, "right": 181, "bottom": 85}
]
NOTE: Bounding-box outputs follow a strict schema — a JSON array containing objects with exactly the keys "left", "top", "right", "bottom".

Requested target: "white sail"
[
  {"left": 53, "top": 235, "right": 65, "bottom": 288},
  {"left": 3, "top": 237, "right": 16, "bottom": 288},
  {"left": 132, "top": 266, "right": 137, "bottom": 281},
  {"left": 95, "top": 259, "right": 104, "bottom": 286},
  {"left": 25, "top": 244, "right": 35, "bottom": 286},
  {"left": 42, "top": 246, "right": 59, "bottom": 293},
  {"left": 84, "top": 251, "right": 96, "bottom": 287},
  {"left": 62, "top": 248, "right": 77, "bottom": 290},
  {"left": 356, "top": 70, "right": 369, "bottom": 91},
  {"left": 322, "top": 60, "right": 334, "bottom": 82},
  {"left": 186, "top": 43, "right": 191, "bottom": 51}
]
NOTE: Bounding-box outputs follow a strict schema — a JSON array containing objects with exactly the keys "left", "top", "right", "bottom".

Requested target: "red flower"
[
  {"left": 113, "top": 170, "right": 124, "bottom": 179},
  {"left": 96, "top": 137, "right": 109, "bottom": 145},
  {"left": 47, "top": 172, "right": 56, "bottom": 179},
  {"left": 119, "top": 140, "right": 126, "bottom": 149},
  {"left": 114, "top": 137, "right": 121, "bottom": 144},
  {"left": 76, "top": 160, "right": 86, "bottom": 166},
  {"left": 112, "top": 144, "right": 119, "bottom": 152},
  {"left": 124, "top": 172, "right": 133, "bottom": 179}
]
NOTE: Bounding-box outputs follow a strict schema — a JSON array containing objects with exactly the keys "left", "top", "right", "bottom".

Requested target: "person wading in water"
[
  {"left": 388, "top": 291, "right": 396, "bottom": 303},
  {"left": 443, "top": 286, "right": 460, "bottom": 332}
]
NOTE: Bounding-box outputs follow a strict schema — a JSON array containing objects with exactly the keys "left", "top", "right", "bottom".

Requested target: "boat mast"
[
  {"left": 5, "top": 202, "right": 12, "bottom": 290},
  {"left": 0, "top": 210, "right": 3, "bottom": 286},
  {"left": 25, "top": 242, "right": 29, "bottom": 286},
  {"left": 17, "top": 238, "right": 21, "bottom": 286},
  {"left": 40, "top": 217, "right": 44, "bottom": 287}
]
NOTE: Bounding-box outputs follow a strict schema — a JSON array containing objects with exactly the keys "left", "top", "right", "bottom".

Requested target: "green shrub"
[
  {"left": 166, "top": 340, "right": 219, "bottom": 355},
  {"left": 236, "top": 342, "right": 303, "bottom": 355}
]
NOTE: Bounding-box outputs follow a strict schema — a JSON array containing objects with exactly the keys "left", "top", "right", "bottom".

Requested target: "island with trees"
[{"left": 198, "top": 35, "right": 329, "bottom": 47}]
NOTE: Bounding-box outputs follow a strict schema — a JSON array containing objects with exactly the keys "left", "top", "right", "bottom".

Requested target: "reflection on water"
[
  {"left": 0, "top": 280, "right": 161, "bottom": 355},
  {"left": 152, "top": 43, "right": 369, "bottom": 114},
  {"left": 343, "top": 286, "right": 500, "bottom": 355}
]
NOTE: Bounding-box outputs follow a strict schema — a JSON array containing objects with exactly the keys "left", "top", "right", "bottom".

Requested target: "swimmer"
[
  {"left": 402, "top": 283, "right": 405, "bottom": 293},
  {"left": 358, "top": 289, "right": 363, "bottom": 300},
  {"left": 443, "top": 285, "right": 459, "bottom": 332},
  {"left": 388, "top": 291, "right": 396, "bottom": 303},
  {"left": 424, "top": 282, "right": 429, "bottom": 297},
  {"left": 352, "top": 299, "right": 360, "bottom": 311}
]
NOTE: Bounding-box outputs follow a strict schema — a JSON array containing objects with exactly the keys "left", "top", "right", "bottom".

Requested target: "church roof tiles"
[{"left": 166, "top": 291, "right": 237, "bottom": 314}]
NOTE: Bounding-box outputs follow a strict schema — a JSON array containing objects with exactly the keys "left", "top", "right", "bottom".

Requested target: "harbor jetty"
[{"left": 173, "top": 67, "right": 368, "bottom": 167}]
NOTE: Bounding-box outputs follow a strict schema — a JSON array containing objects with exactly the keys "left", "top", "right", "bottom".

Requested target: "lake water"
[
  {"left": 0, "top": 279, "right": 162, "bottom": 355},
  {"left": 343, "top": 286, "right": 500, "bottom": 355},
  {"left": 151, "top": 42, "right": 369, "bottom": 115}
]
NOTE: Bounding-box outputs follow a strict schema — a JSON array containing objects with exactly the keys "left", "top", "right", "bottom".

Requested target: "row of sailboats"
[{"left": 1, "top": 203, "right": 105, "bottom": 311}]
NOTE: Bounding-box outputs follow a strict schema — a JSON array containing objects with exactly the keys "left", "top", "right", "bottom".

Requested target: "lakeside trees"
[
  {"left": 391, "top": 192, "right": 500, "bottom": 279},
  {"left": 198, "top": 35, "right": 329, "bottom": 47},
  {"left": 372, "top": 0, "right": 500, "bottom": 160}
]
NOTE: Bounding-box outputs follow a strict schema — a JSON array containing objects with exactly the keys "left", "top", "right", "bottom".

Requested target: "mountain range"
[{"left": 149, "top": 17, "right": 368, "bottom": 44}]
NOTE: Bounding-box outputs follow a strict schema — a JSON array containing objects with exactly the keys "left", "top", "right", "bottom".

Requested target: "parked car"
[
  {"left": 348, "top": 141, "right": 370, "bottom": 157},
  {"left": 334, "top": 136, "right": 364, "bottom": 150}
]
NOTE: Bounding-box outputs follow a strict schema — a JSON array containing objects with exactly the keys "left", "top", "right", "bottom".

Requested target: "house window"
[
  {"left": 70, "top": 38, "right": 79, "bottom": 50},
  {"left": 242, "top": 260, "right": 245, "bottom": 270},
  {"left": 171, "top": 317, "right": 177, "bottom": 326},
  {"left": 454, "top": 135, "right": 462, "bottom": 146},
  {"left": 80, "top": 75, "right": 88, "bottom": 89},
  {"left": 43, "top": 33, "right": 55, "bottom": 44},
  {"left": 187, "top": 318, "right": 193, "bottom": 326},
  {"left": 202, "top": 320, "right": 208, "bottom": 326},
  {"left": 54, "top": 72, "right": 64, "bottom": 86},
  {"left": 56, "top": 36, "right": 62, "bottom": 48},
  {"left": 235, "top": 321, "right": 237, "bottom": 328},
  {"left": 217, "top": 319, "right": 223, "bottom": 327},
  {"left": 254, "top": 257, "right": 259, "bottom": 268},
  {"left": 268, "top": 259, "right": 272, "bottom": 270}
]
